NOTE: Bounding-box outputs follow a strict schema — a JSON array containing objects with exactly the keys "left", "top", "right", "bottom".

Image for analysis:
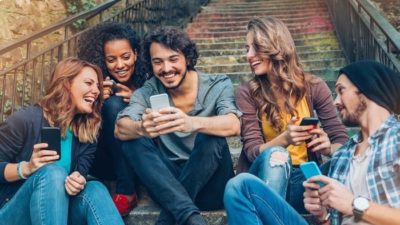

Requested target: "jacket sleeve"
[
  {"left": 312, "top": 79, "right": 348, "bottom": 145},
  {"left": 0, "top": 110, "right": 29, "bottom": 183},
  {"left": 236, "top": 84, "right": 264, "bottom": 162},
  {"left": 74, "top": 142, "right": 96, "bottom": 177}
]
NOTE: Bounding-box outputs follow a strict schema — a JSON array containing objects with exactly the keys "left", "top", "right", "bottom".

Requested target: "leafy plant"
[{"left": 65, "top": 0, "right": 97, "bottom": 30}]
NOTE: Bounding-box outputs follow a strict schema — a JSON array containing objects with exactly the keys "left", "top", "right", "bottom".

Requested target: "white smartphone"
[{"left": 150, "top": 93, "right": 170, "bottom": 111}]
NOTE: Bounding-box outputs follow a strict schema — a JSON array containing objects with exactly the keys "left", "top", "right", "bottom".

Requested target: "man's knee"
[{"left": 194, "top": 134, "right": 228, "bottom": 155}]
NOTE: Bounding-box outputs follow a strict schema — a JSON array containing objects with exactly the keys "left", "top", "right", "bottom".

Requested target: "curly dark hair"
[
  {"left": 77, "top": 21, "right": 148, "bottom": 88},
  {"left": 141, "top": 26, "right": 199, "bottom": 74}
]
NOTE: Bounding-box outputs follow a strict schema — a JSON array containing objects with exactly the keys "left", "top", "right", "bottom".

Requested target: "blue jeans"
[
  {"left": 90, "top": 95, "right": 136, "bottom": 194},
  {"left": 248, "top": 146, "right": 330, "bottom": 214},
  {"left": 224, "top": 173, "right": 308, "bottom": 225},
  {"left": 122, "top": 134, "right": 234, "bottom": 225},
  {"left": 0, "top": 164, "right": 124, "bottom": 225}
]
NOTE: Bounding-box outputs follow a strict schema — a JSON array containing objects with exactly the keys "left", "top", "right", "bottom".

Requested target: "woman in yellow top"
[{"left": 234, "top": 16, "right": 348, "bottom": 213}]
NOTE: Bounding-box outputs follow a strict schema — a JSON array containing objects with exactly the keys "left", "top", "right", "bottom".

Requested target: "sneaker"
[{"left": 112, "top": 193, "right": 138, "bottom": 216}]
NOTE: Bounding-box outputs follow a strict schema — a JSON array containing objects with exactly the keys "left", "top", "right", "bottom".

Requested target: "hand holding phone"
[
  {"left": 150, "top": 93, "right": 170, "bottom": 111},
  {"left": 41, "top": 127, "right": 61, "bottom": 160},
  {"left": 299, "top": 117, "right": 319, "bottom": 126},
  {"left": 300, "top": 161, "right": 325, "bottom": 187}
]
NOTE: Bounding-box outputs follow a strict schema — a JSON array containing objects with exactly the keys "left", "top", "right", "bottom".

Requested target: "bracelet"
[{"left": 17, "top": 161, "right": 28, "bottom": 180}]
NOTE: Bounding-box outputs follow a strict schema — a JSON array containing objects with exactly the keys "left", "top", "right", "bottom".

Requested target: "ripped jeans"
[{"left": 248, "top": 146, "right": 308, "bottom": 214}]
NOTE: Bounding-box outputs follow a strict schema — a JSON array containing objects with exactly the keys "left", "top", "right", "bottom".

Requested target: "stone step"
[
  {"left": 192, "top": 32, "right": 336, "bottom": 44},
  {"left": 193, "top": 11, "right": 330, "bottom": 23},
  {"left": 206, "top": 0, "right": 324, "bottom": 5},
  {"left": 199, "top": 44, "right": 341, "bottom": 58},
  {"left": 201, "top": 3, "right": 326, "bottom": 12},
  {"left": 196, "top": 36, "right": 339, "bottom": 50},
  {"left": 189, "top": 26, "right": 334, "bottom": 38},
  {"left": 196, "top": 58, "right": 346, "bottom": 74},
  {"left": 187, "top": 23, "right": 333, "bottom": 34},
  {"left": 187, "top": 16, "right": 332, "bottom": 31},
  {"left": 198, "top": 51, "right": 344, "bottom": 65}
]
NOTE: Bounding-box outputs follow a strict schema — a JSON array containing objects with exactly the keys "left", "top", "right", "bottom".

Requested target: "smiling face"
[
  {"left": 334, "top": 74, "right": 367, "bottom": 126},
  {"left": 104, "top": 39, "right": 137, "bottom": 84},
  {"left": 150, "top": 42, "right": 188, "bottom": 90},
  {"left": 70, "top": 66, "right": 100, "bottom": 114},
  {"left": 246, "top": 32, "right": 270, "bottom": 76}
]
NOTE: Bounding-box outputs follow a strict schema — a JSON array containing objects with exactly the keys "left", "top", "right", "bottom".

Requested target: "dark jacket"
[
  {"left": 0, "top": 106, "right": 97, "bottom": 207},
  {"left": 236, "top": 75, "right": 349, "bottom": 173}
]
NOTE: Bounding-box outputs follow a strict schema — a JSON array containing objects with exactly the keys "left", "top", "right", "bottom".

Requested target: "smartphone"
[
  {"left": 150, "top": 93, "right": 170, "bottom": 111},
  {"left": 41, "top": 127, "right": 61, "bottom": 160},
  {"left": 299, "top": 117, "right": 319, "bottom": 126},
  {"left": 300, "top": 161, "right": 325, "bottom": 187}
]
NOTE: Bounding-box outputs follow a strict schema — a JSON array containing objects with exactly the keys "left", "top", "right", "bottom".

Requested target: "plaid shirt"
[{"left": 328, "top": 115, "right": 400, "bottom": 225}]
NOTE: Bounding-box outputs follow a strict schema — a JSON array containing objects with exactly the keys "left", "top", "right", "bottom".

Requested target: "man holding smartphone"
[
  {"left": 115, "top": 26, "right": 241, "bottom": 225},
  {"left": 223, "top": 60, "right": 400, "bottom": 225}
]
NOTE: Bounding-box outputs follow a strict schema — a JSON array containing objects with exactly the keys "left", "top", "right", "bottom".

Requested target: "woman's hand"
[
  {"left": 65, "top": 171, "right": 86, "bottom": 196},
  {"left": 103, "top": 76, "right": 114, "bottom": 100},
  {"left": 115, "top": 83, "right": 133, "bottom": 103},
  {"left": 307, "top": 128, "right": 332, "bottom": 155},
  {"left": 27, "top": 143, "right": 60, "bottom": 175},
  {"left": 285, "top": 117, "right": 314, "bottom": 146}
]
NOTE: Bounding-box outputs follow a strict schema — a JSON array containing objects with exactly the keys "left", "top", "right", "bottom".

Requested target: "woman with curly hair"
[
  {"left": 225, "top": 16, "right": 348, "bottom": 215},
  {"left": 0, "top": 57, "right": 124, "bottom": 224},
  {"left": 77, "top": 21, "right": 147, "bottom": 216}
]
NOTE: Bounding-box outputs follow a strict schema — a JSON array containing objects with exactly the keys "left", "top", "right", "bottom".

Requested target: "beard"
[
  {"left": 160, "top": 68, "right": 188, "bottom": 90},
  {"left": 341, "top": 96, "right": 367, "bottom": 127}
]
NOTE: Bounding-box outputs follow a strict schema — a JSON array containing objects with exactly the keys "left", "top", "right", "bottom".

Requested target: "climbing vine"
[{"left": 64, "top": 0, "right": 97, "bottom": 29}]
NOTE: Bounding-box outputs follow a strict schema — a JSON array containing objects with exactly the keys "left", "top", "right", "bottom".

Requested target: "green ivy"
[{"left": 65, "top": 0, "right": 97, "bottom": 30}]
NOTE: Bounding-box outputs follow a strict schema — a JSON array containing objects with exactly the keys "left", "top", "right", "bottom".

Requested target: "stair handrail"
[
  {"left": 0, "top": 0, "right": 120, "bottom": 64},
  {"left": 325, "top": 0, "right": 400, "bottom": 72}
]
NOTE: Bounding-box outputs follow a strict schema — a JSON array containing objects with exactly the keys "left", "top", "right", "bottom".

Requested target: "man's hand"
[
  {"left": 141, "top": 108, "right": 162, "bottom": 138},
  {"left": 65, "top": 171, "right": 86, "bottom": 196},
  {"left": 308, "top": 175, "right": 354, "bottom": 216},
  {"left": 153, "top": 107, "right": 194, "bottom": 134},
  {"left": 303, "top": 178, "right": 328, "bottom": 218}
]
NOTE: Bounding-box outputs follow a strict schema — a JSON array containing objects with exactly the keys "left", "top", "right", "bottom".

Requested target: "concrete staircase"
[{"left": 125, "top": 0, "right": 350, "bottom": 224}]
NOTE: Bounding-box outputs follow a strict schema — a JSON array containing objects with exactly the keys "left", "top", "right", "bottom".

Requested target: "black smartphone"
[
  {"left": 299, "top": 117, "right": 319, "bottom": 126},
  {"left": 41, "top": 127, "right": 61, "bottom": 160}
]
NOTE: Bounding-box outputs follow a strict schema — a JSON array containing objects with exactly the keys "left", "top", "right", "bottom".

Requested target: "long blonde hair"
[
  {"left": 247, "top": 17, "right": 307, "bottom": 132},
  {"left": 38, "top": 57, "right": 103, "bottom": 143}
]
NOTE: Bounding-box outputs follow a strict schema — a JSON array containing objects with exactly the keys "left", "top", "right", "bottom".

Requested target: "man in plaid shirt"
[
  {"left": 223, "top": 60, "right": 400, "bottom": 225},
  {"left": 303, "top": 60, "right": 400, "bottom": 225}
]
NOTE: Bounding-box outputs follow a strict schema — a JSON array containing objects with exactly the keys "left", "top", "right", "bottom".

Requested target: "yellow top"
[{"left": 261, "top": 97, "right": 310, "bottom": 165}]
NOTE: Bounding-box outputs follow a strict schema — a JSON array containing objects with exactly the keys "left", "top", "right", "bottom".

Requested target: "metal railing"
[
  {"left": 325, "top": 0, "right": 400, "bottom": 72},
  {"left": 0, "top": 0, "right": 208, "bottom": 122}
]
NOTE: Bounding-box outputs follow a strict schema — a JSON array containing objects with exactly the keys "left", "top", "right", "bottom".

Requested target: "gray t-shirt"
[{"left": 117, "top": 72, "right": 242, "bottom": 162}]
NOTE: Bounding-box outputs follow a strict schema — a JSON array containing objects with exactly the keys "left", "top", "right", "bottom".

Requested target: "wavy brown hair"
[
  {"left": 247, "top": 17, "right": 307, "bottom": 132},
  {"left": 38, "top": 57, "right": 104, "bottom": 143}
]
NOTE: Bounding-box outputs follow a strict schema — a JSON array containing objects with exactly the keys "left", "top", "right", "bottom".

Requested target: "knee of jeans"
[
  {"left": 35, "top": 164, "right": 67, "bottom": 184},
  {"left": 102, "top": 95, "right": 126, "bottom": 119},
  {"left": 121, "top": 137, "right": 153, "bottom": 157},
  {"left": 268, "top": 147, "right": 290, "bottom": 167},
  {"left": 224, "top": 173, "right": 254, "bottom": 198},
  {"left": 82, "top": 181, "right": 109, "bottom": 198}
]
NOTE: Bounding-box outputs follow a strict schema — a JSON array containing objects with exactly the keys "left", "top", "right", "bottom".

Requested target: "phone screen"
[
  {"left": 41, "top": 127, "right": 61, "bottom": 160},
  {"left": 150, "top": 93, "right": 170, "bottom": 111},
  {"left": 299, "top": 117, "right": 319, "bottom": 126},
  {"left": 300, "top": 162, "right": 325, "bottom": 187}
]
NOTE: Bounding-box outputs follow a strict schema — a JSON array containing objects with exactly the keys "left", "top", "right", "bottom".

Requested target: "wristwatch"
[{"left": 352, "top": 196, "right": 370, "bottom": 222}]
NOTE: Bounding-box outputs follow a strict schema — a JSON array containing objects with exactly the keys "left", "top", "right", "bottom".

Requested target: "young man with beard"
[
  {"left": 223, "top": 60, "right": 400, "bottom": 225},
  {"left": 115, "top": 27, "right": 241, "bottom": 225}
]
